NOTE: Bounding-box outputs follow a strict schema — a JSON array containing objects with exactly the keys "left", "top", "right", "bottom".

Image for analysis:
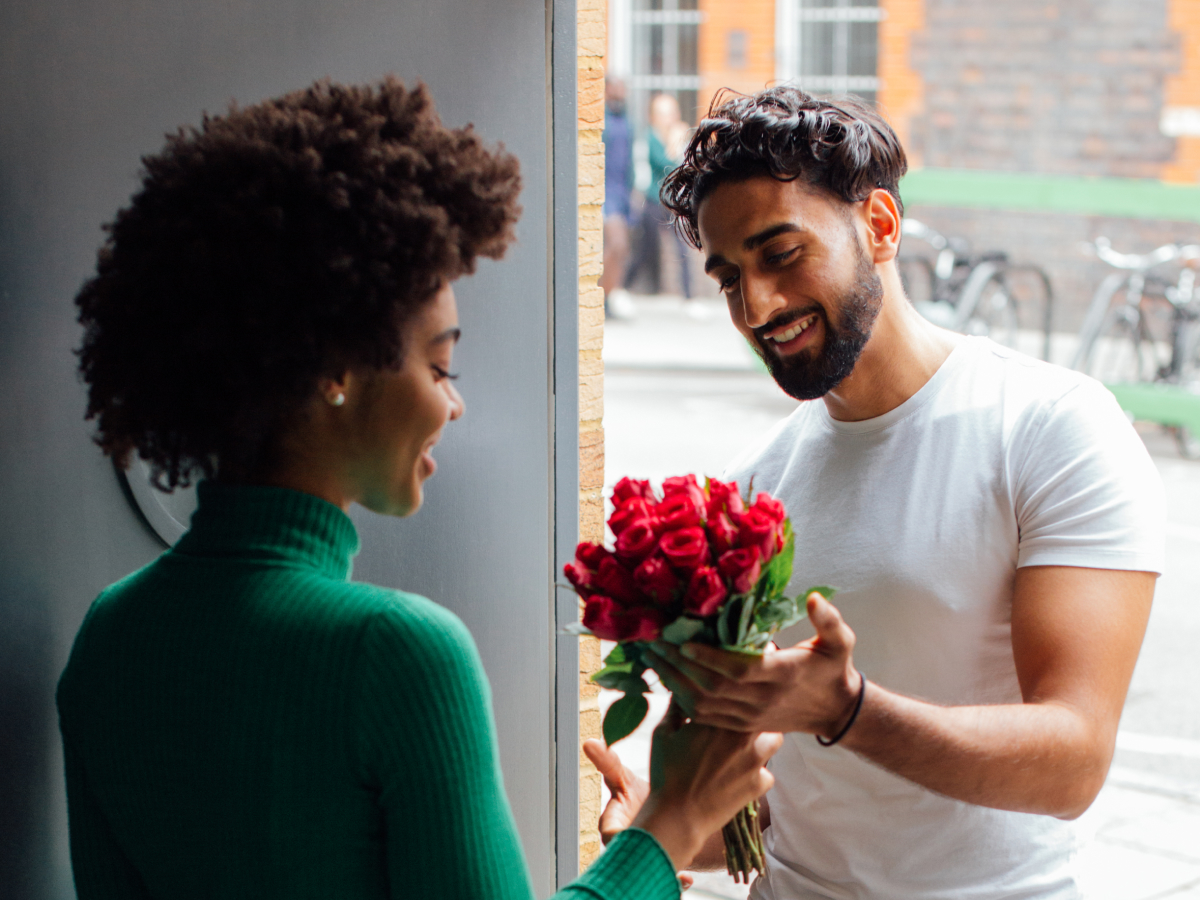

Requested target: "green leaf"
[
  {"left": 603, "top": 692, "right": 650, "bottom": 745},
  {"left": 736, "top": 588, "right": 757, "bottom": 645},
  {"left": 761, "top": 523, "right": 795, "bottom": 598},
  {"left": 753, "top": 597, "right": 797, "bottom": 633},
  {"left": 594, "top": 671, "right": 651, "bottom": 694},
  {"left": 661, "top": 616, "right": 706, "bottom": 645},
  {"left": 717, "top": 596, "right": 742, "bottom": 646},
  {"left": 604, "top": 644, "right": 628, "bottom": 666},
  {"left": 561, "top": 621, "right": 591, "bottom": 636},
  {"left": 801, "top": 585, "right": 838, "bottom": 603}
]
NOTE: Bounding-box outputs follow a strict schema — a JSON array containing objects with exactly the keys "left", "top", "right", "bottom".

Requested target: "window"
[
  {"left": 610, "top": 0, "right": 705, "bottom": 132},
  {"left": 777, "top": 0, "right": 884, "bottom": 105}
]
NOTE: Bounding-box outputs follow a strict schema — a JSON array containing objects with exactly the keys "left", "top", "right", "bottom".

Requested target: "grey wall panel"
[{"left": 0, "top": 1, "right": 566, "bottom": 897}]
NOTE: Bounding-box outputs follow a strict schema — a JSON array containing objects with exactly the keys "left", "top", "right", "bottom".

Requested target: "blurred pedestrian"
[
  {"left": 622, "top": 93, "right": 694, "bottom": 309},
  {"left": 602, "top": 78, "right": 637, "bottom": 320}
]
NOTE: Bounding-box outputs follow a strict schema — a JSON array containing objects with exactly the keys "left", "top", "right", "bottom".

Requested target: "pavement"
[{"left": 598, "top": 294, "right": 1200, "bottom": 900}]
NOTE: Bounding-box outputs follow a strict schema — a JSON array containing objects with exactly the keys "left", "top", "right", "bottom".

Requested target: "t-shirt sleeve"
[{"left": 1011, "top": 379, "right": 1165, "bottom": 573}]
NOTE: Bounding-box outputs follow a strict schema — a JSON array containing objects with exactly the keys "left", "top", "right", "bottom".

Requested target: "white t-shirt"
[{"left": 724, "top": 337, "right": 1165, "bottom": 900}]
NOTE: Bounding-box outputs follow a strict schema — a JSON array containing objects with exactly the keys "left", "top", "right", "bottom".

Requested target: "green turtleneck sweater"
[{"left": 57, "top": 483, "right": 678, "bottom": 900}]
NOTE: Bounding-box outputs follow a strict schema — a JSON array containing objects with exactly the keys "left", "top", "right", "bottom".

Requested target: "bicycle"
[
  {"left": 1071, "top": 237, "right": 1200, "bottom": 459},
  {"left": 899, "top": 219, "right": 1054, "bottom": 360}
]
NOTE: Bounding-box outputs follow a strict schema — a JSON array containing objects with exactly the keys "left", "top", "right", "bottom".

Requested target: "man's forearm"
[{"left": 840, "top": 685, "right": 1109, "bottom": 819}]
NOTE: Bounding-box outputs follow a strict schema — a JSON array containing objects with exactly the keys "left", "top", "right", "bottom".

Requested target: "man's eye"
[
  {"left": 432, "top": 365, "right": 459, "bottom": 381},
  {"left": 719, "top": 273, "right": 740, "bottom": 292},
  {"left": 767, "top": 247, "right": 797, "bottom": 265}
]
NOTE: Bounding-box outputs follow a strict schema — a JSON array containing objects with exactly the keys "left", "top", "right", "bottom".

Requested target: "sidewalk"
[{"left": 600, "top": 295, "right": 1200, "bottom": 900}]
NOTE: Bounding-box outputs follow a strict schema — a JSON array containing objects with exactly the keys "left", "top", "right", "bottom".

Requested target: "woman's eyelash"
[{"left": 432, "top": 365, "right": 459, "bottom": 380}]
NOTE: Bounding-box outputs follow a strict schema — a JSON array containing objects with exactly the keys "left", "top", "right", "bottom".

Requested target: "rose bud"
[
  {"left": 683, "top": 566, "right": 727, "bottom": 617},
  {"left": 617, "top": 606, "right": 667, "bottom": 643},
  {"left": 594, "top": 556, "right": 641, "bottom": 605},
  {"left": 654, "top": 492, "right": 703, "bottom": 533},
  {"left": 608, "top": 498, "right": 652, "bottom": 536},
  {"left": 612, "top": 477, "right": 656, "bottom": 505},
  {"left": 752, "top": 493, "right": 786, "bottom": 524},
  {"left": 737, "top": 507, "right": 779, "bottom": 561},
  {"left": 662, "top": 474, "right": 707, "bottom": 512},
  {"left": 615, "top": 518, "right": 659, "bottom": 564},
  {"left": 633, "top": 555, "right": 681, "bottom": 605},
  {"left": 705, "top": 478, "right": 745, "bottom": 520},
  {"left": 707, "top": 511, "right": 739, "bottom": 555},
  {"left": 575, "top": 542, "right": 611, "bottom": 571},
  {"left": 658, "top": 526, "right": 710, "bottom": 572},
  {"left": 718, "top": 547, "right": 762, "bottom": 594},
  {"left": 563, "top": 561, "right": 593, "bottom": 593},
  {"left": 582, "top": 595, "right": 623, "bottom": 642}
]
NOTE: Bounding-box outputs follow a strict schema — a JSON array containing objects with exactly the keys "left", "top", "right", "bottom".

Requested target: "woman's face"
[{"left": 350, "top": 283, "right": 464, "bottom": 517}]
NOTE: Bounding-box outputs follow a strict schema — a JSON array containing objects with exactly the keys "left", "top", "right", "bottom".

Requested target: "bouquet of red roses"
[{"left": 565, "top": 474, "right": 833, "bottom": 882}]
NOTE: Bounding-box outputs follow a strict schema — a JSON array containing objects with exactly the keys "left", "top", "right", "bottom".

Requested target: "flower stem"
[{"left": 722, "top": 800, "right": 764, "bottom": 883}]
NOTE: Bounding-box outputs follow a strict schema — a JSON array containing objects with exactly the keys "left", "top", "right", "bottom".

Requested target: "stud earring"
[{"left": 330, "top": 392, "right": 345, "bottom": 407}]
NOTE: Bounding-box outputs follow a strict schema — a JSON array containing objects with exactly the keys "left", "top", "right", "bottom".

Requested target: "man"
[
  {"left": 585, "top": 87, "right": 1164, "bottom": 899},
  {"left": 601, "top": 78, "right": 636, "bottom": 319}
]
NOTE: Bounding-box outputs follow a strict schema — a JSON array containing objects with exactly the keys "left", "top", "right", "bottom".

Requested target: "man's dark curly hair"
[
  {"left": 76, "top": 77, "right": 521, "bottom": 489},
  {"left": 661, "top": 87, "right": 906, "bottom": 249}
]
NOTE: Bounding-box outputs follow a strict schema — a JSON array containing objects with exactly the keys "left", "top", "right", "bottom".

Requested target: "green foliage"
[
  {"left": 603, "top": 691, "right": 650, "bottom": 745},
  {"left": 661, "top": 616, "right": 705, "bottom": 645}
]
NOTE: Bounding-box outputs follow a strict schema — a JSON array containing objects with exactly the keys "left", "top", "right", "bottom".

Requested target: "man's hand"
[
  {"left": 582, "top": 738, "right": 649, "bottom": 845},
  {"left": 642, "top": 592, "right": 861, "bottom": 739}
]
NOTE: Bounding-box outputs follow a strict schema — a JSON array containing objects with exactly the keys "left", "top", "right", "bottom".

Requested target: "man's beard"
[{"left": 752, "top": 243, "right": 883, "bottom": 401}]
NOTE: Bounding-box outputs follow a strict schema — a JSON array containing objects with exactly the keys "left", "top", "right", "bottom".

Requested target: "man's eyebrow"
[
  {"left": 431, "top": 327, "right": 462, "bottom": 345},
  {"left": 744, "top": 223, "right": 804, "bottom": 251},
  {"left": 704, "top": 223, "right": 807, "bottom": 273}
]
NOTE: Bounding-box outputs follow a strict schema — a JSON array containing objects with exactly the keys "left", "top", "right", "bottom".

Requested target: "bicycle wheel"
[
  {"left": 1076, "top": 303, "right": 1156, "bottom": 385},
  {"left": 955, "top": 264, "right": 1019, "bottom": 348},
  {"left": 1173, "top": 317, "right": 1200, "bottom": 459},
  {"left": 898, "top": 256, "right": 935, "bottom": 305}
]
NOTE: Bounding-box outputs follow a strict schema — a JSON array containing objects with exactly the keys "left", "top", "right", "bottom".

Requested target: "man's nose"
[{"left": 740, "top": 275, "right": 789, "bottom": 330}]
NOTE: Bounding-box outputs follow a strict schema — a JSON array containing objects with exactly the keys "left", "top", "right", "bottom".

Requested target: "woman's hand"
[
  {"left": 587, "top": 700, "right": 781, "bottom": 872},
  {"left": 582, "top": 739, "right": 650, "bottom": 845}
]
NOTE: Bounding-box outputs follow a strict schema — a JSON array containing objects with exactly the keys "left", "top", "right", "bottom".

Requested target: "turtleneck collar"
[{"left": 173, "top": 482, "right": 361, "bottom": 581}]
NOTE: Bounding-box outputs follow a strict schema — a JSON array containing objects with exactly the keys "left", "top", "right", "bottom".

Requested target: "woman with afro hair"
[{"left": 57, "top": 78, "right": 778, "bottom": 899}]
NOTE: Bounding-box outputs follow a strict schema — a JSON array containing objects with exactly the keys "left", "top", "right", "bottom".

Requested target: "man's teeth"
[{"left": 770, "top": 315, "right": 817, "bottom": 343}]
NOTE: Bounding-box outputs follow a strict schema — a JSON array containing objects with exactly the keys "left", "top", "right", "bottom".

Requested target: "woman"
[{"left": 58, "top": 79, "right": 778, "bottom": 898}]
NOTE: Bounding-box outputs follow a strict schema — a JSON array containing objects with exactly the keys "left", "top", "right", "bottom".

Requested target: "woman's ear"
[
  {"left": 863, "top": 188, "right": 902, "bottom": 264},
  {"left": 317, "top": 372, "right": 352, "bottom": 409}
]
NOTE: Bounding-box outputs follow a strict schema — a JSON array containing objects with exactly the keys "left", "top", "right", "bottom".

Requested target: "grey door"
[{"left": 0, "top": 1, "right": 580, "bottom": 896}]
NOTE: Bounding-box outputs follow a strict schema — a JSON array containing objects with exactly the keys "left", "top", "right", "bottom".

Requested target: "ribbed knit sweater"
[{"left": 57, "top": 482, "right": 679, "bottom": 900}]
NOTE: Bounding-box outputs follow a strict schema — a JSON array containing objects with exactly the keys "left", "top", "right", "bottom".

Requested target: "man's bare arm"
[{"left": 643, "top": 566, "right": 1155, "bottom": 820}]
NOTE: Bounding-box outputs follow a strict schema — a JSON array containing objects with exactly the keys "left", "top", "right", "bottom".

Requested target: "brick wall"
[
  {"left": 908, "top": 0, "right": 1180, "bottom": 179},
  {"left": 698, "top": 0, "right": 776, "bottom": 118},
  {"left": 577, "top": 0, "right": 607, "bottom": 872},
  {"left": 1162, "top": 0, "right": 1200, "bottom": 183},
  {"left": 877, "top": 0, "right": 925, "bottom": 163}
]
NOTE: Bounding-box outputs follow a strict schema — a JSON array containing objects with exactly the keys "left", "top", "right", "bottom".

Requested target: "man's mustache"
[{"left": 751, "top": 306, "right": 825, "bottom": 345}]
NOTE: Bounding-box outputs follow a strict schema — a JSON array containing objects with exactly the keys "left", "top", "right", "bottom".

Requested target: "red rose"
[
  {"left": 594, "top": 556, "right": 640, "bottom": 605},
  {"left": 662, "top": 474, "right": 707, "bottom": 512},
  {"left": 706, "top": 478, "right": 745, "bottom": 520},
  {"left": 613, "top": 477, "right": 656, "bottom": 505},
  {"left": 563, "top": 561, "right": 593, "bottom": 593},
  {"left": 707, "top": 511, "right": 738, "bottom": 555},
  {"left": 654, "top": 492, "right": 703, "bottom": 533},
  {"left": 609, "top": 498, "right": 652, "bottom": 536},
  {"left": 576, "top": 542, "right": 611, "bottom": 570},
  {"left": 582, "top": 595, "right": 623, "bottom": 641},
  {"left": 633, "top": 555, "right": 680, "bottom": 605},
  {"left": 719, "top": 547, "right": 763, "bottom": 594},
  {"left": 615, "top": 518, "right": 659, "bottom": 564},
  {"left": 659, "top": 526, "right": 710, "bottom": 572},
  {"left": 683, "top": 566, "right": 727, "bottom": 617},
  {"left": 617, "top": 606, "right": 667, "bottom": 642},
  {"left": 752, "top": 493, "right": 786, "bottom": 524},
  {"left": 737, "top": 507, "right": 781, "bottom": 560}
]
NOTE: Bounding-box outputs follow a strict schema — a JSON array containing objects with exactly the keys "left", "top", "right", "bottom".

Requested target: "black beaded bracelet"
[{"left": 816, "top": 670, "right": 866, "bottom": 747}]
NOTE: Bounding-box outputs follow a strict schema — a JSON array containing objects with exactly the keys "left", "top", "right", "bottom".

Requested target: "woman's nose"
[{"left": 446, "top": 381, "right": 465, "bottom": 421}]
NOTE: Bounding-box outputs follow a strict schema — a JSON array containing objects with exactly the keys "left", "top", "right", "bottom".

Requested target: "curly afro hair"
[
  {"left": 76, "top": 78, "right": 521, "bottom": 489},
  {"left": 661, "top": 87, "right": 906, "bottom": 249}
]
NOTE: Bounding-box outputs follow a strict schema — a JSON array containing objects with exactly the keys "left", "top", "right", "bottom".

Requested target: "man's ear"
[{"left": 863, "top": 188, "right": 902, "bottom": 264}]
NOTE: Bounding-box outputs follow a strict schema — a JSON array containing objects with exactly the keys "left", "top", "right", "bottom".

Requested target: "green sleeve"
[
  {"left": 62, "top": 734, "right": 152, "bottom": 899},
  {"left": 356, "top": 596, "right": 678, "bottom": 900}
]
